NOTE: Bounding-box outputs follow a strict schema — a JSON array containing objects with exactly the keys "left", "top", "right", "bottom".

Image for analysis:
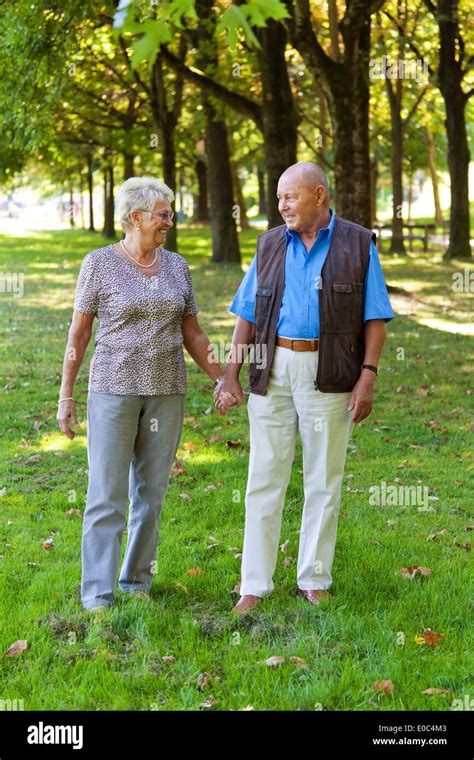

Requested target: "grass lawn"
[{"left": 0, "top": 226, "right": 472, "bottom": 711}]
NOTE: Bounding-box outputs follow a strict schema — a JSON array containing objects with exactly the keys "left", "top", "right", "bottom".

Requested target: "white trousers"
[{"left": 240, "top": 346, "right": 353, "bottom": 597}]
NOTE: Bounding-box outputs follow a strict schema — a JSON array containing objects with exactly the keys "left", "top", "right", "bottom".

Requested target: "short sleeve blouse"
[{"left": 73, "top": 245, "right": 199, "bottom": 395}]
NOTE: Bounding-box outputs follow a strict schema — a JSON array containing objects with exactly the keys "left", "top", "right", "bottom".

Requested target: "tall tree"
[
  {"left": 288, "top": 0, "right": 385, "bottom": 228},
  {"left": 423, "top": 0, "right": 472, "bottom": 259}
]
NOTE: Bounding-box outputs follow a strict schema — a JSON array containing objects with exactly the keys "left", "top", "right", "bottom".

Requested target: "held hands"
[
  {"left": 214, "top": 375, "right": 244, "bottom": 416},
  {"left": 347, "top": 370, "right": 375, "bottom": 423}
]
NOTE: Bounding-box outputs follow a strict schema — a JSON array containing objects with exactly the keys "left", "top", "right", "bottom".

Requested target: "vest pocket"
[
  {"left": 332, "top": 282, "right": 364, "bottom": 318},
  {"left": 255, "top": 285, "right": 273, "bottom": 319}
]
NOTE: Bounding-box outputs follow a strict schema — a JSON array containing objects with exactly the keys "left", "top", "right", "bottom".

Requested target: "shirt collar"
[{"left": 285, "top": 207, "right": 335, "bottom": 244}]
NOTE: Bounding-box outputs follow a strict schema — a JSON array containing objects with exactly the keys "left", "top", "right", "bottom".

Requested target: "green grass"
[{"left": 0, "top": 227, "right": 472, "bottom": 711}]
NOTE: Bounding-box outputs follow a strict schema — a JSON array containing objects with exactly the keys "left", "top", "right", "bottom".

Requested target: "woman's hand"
[
  {"left": 214, "top": 376, "right": 243, "bottom": 415},
  {"left": 57, "top": 399, "right": 79, "bottom": 440}
]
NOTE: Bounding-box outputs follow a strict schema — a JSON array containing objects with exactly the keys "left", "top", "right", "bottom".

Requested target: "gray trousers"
[{"left": 81, "top": 392, "right": 185, "bottom": 609}]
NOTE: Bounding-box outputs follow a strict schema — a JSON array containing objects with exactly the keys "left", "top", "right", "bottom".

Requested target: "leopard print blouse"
[{"left": 73, "top": 245, "right": 199, "bottom": 395}]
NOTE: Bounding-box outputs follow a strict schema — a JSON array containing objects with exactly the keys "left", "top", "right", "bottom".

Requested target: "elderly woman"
[{"left": 57, "top": 176, "right": 233, "bottom": 611}]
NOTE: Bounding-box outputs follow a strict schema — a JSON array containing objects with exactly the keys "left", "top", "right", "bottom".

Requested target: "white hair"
[{"left": 116, "top": 176, "right": 174, "bottom": 230}]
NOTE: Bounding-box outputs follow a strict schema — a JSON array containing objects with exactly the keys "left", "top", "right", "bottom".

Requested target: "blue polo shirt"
[{"left": 229, "top": 209, "right": 394, "bottom": 337}]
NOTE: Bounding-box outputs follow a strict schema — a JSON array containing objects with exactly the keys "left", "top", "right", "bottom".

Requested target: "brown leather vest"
[{"left": 248, "top": 215, "right": 375, "bottom": 395}]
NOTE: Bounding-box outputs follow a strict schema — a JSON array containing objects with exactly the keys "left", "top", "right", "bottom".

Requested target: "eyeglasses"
[{"left": 137, "top": 209, "right": 174, "bottom": 221}]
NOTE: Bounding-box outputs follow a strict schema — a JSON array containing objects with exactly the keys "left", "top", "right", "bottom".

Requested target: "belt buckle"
[{"left": 290, "top": 339, "right": 297, "bottom": 351}]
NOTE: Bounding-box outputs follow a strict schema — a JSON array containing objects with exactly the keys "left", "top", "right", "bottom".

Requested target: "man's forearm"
[
  {"left": 362, "top": 319, "right": 387, "bottom": 373},
  {"left": 224, "top": 317, "right": 256, "bottom": 380}
]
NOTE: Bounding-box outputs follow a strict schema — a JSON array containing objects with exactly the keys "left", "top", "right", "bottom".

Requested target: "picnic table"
[{"left": 372, "top": 221, "right": 439, "bottom": 252}]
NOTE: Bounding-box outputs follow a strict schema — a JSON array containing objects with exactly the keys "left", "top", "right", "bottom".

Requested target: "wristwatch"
[
  {"left": 361, "top": 364, "right": 378, "bottom": 375},
  {"left": 214, "top": 376, "right": 223, "bottom": 388}
]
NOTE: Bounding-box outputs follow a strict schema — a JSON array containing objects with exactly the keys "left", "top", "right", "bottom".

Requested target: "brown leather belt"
[{"left": 275, "top": 336, "right": 319, "bottom": 352}]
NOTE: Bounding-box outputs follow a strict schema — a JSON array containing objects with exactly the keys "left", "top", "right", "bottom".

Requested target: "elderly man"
[{"left": 216, "top": 162, "right": 394, "bottom": 613}]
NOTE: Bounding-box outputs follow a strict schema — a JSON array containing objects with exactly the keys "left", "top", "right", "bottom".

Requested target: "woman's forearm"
[
  {"left": 59, "top": 328, "right": 92, "bottom": 397},
  {"left": 184, "top": 331, "right": 223, "bottom": 383}
]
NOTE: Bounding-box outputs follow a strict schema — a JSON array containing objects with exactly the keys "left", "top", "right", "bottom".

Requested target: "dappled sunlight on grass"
[
  {"left": 37, "top": 430, "right": 87, "bottom": 452},
  {"left": 416, "top": 317, "right": 474, "bottom": 335}
]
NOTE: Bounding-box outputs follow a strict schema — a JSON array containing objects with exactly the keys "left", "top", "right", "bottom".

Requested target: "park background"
[{"left": 0, "top": 0, "right": 472, "bottom": 712}]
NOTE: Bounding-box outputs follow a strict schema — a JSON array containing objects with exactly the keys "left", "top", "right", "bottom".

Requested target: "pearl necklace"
[{"left": 120, "top": 239, "right": 159, "bottom": 268}]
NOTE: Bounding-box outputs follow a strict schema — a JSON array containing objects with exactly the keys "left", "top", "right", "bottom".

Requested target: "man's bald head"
[
  {"left": 281, "top": 162, "right": 330, "bottom": 201},
  {"left": 277, "top": 162, "right": 331, "bottom": 234}
]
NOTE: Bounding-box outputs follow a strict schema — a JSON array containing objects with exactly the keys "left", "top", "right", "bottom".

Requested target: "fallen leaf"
[
  {"left": 171, "top": 461, "right": 186, "bottom": 477},
  {"left": 5, "top": 640, "right": 28, "bottom": 657},
  {"left": 198, "top": 672, "right": 211, "bottom": 689},
  {"left": 421, "top": 628, "right": 446, "bottom": 648},
  {"left": 183, "top": 442, "right": 198, "bottom": 452},
  {"left": 265, "top": 656, "right": 285, "bottom": 667},
  {"left": 42, "top": 538, "right": 54, "bottom": 550},
  {"left": 371, "top": 679, "right": 394, "bottom": 696},
  {"left": 455, "top": 542, "right": 471, "bottom": 551},
  {"left": 204, "top": 485, "right": 217, "bottom": 492},
  {"left": 174, "top": 582, "right": 189, "bottom": 594},
  {"left": 199, "top": 699, "right": 218, "bottom": 709},
  {"left": 226, "top": 439, "right": 242, "bottom": 448},
  {"left": 66, "top": 508, "right": 83, "bottom": 518},
  {"left": 231, "top": 582, "right": 241, "bottom": 595},
  {"left": 162, "top": 655, "right": 175, "bottom": 664},
  {"left": 422, "top": 688, "right": 451, "bottom": 695},
  {"left": 280, "top": 539, "right": 289, "bottom": 553},
  {"left": 427, "top": 528, "right": 448, "bottom": 541},
  {"left": 289, "top": 656, "right": 308, "bottom": 667},
  {"left": 187, "top": 567, "right": 203, "bottom": 576},
  {"left": 399, "top": 565, "right": 432, "bottom": 579},
  {"left": 180, "top": 493, "right": 190, "bottom": 503}
]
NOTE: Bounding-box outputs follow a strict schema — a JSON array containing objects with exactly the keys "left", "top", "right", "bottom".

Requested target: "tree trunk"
[
  {"left": 407, "top": 175, "right": 414, "bottom": 223},
  {"left": 443, "top": 89, "right": 471, "bottom": 258},
  {"left": 370, "top": 157, "right": 378, "bottom": 225},
  {"left": 257, "top": 20, "right": 298, "bottom": 228},
  {"left": 79, "top": 174, "right": 85, "bottom": 229},
  {"left": 157, "top": 123, "right": 177, "bottom": 252},
  {"left": 329, "top": 24, "right": 372, "bottom": 227},
  {"left": 123, "top": 153, "right": 135, "bottom": 180},
  {"left": 195, "top": 0, "right": 240, "bottom": 262},
  {"left": 424, "top": 128, "right": 443, "bottom": 225},
  {"left": 231, "top": 161, "right": 249, "bottom": 230},
  {"left": 204, "top": 104, "right": 241, "bottom": 263},
  {"left": 290, "top": 0, "right": 385, "bottom": 228},
  {"left": 87, "top": 154, "right": 95, "bottom": 232},
  {"left": 102, "top": 164, "right": 115, "bottom": 239},
  {"left": 195, "top": 158, "right": 209, "bottom": 222},
  {"left": 386, "top": 83, "right": 405, "bottom": 253},
  {"left": 257, "top": 165, "right": 267, "bottom": 216},
  {"left": 69, "top": 186, "right": 75, "bottom": 228},
  {"left": 149, "top": 48, "right": 186, "bottom": 253},
  {"left": 431, "top": 0, "right": 471, "bottom": 259}
]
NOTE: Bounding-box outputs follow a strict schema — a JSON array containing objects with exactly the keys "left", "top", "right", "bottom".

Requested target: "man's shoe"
[
  {"left": 232, "top": 594, "right": 261, "bottom": 613},
  {"left": 297, "top": 589, "right": 333, "bottom": 605}
]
